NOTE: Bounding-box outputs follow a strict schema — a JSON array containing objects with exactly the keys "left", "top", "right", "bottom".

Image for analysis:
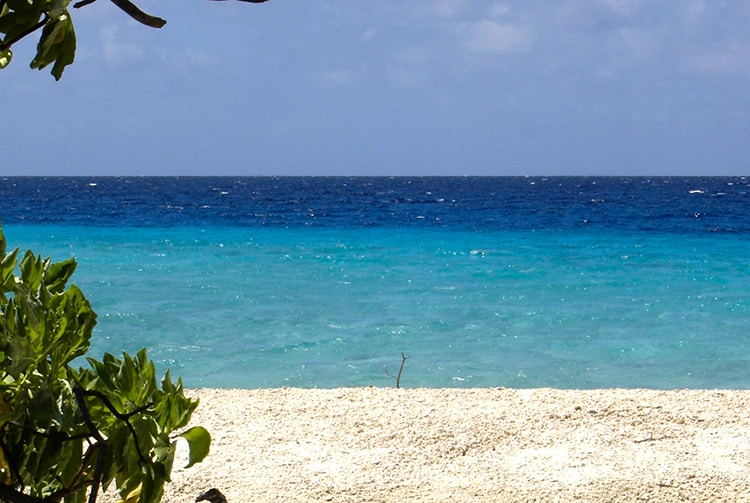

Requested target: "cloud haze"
[{"left": 3, "top": 0, "right": 749, "bottom": 175}]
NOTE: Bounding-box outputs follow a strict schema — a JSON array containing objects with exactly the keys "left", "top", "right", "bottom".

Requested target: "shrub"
[{"left": 0, "top": 225, "right": 210, "bottom": 503}]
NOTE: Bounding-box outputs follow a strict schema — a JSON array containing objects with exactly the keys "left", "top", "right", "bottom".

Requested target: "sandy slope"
[{"left": 101, "top": 387, "right": 750, "bottom": 502}]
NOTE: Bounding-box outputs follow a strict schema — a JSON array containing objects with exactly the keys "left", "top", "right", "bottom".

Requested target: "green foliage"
[
  {"left": 0, "top": 224, "right": 210, "bottom": 503},
  {"left": 0, "top": 0, "right": 76, "bottom": 80},
  {"left": 0, "top": 0, "right": 267, "bottom": 79},
  {"left": 29, "top": 9, "right": 76, "bottom": 80},
  {"left": 0, "top": 0, "right": 165, "bottom": 79}
]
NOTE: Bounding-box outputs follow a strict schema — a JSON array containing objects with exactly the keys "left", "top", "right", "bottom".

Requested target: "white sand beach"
[{"left": 102, "top": 387, "right": 750, "bottom": 502}]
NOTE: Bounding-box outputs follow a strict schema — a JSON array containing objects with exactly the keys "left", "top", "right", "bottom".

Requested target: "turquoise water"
[{"left": 5, "top": 223, "right": 750, "bottom": 389}]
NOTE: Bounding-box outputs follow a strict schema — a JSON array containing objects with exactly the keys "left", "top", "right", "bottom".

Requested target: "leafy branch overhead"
[{"left": 0, "top": 0, "right": 270, "bottom": 80}]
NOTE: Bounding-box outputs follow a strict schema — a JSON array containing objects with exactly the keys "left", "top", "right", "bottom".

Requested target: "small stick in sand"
[{"left": 385, "top": 353, "right": 412, "bottom": 388}]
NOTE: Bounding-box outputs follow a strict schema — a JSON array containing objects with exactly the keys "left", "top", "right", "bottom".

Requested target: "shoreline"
[{"left": 103, "top": 387, "right": 750, "bottom": 502}]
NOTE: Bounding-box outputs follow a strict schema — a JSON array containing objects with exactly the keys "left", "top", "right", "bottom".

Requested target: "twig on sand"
[
  {"left": 634, "top": 433, "right": 670, "bottom": 444},
  {"left": 385, "top": 353, "right": 411, "bottom": 389}
]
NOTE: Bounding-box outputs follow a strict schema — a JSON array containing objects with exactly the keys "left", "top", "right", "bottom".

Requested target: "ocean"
[{"left": 1, "top": 176, "right": 749, "bottom": 389}]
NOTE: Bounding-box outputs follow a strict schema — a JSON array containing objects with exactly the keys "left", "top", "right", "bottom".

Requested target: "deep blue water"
[
  {"left": 2, "top": 176, "right": 748, "bottom": 233},
  {"left": 1, "top": 176, "right": 749, "bottom": 389}
]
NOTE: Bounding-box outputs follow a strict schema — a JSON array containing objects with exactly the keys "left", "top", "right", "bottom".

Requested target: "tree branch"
[
  {"left": 108, "top": 0, "right": 165, "bottom": 28},
  {"left": 0, "top": 484, "right": 48, "bottom": 503},
  {"left": 5, "top": 421, "right": 91, "bottom": 443},
  {"left": 74, "top": 388, "right": 152, "bottom": 463},
  {"left": 72, "top": 388, "right": 107, "bottom": 503},
  {"left": 1, "top": 422, "right": 104, "bottom": 502},
  {"left": 70, "top": 0, "right": 272, "bottom": 30},
  {"left": 0, "top": 15, "right": 48, "bottom": 52},
  {"left": 47, "top": 444, "right": 101, "bottom": 502},
  {"left": 72, "top": 0, "right": 166, "bottom": 28}
]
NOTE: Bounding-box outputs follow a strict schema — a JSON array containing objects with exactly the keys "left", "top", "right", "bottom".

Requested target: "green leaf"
[
  {"left": 179, "top": 426, "right": 211, "bottom": 468},
  {"left": 6, "top": 0, "right": 40, "bottom": 12},
  {"left": 30, "top": 12, "right": 76, "bottom": 80},
  {"left": 58, "top": 436, "right": 83, "bottom": 487},
  {"left": 19, "top": 250, "right": 43, "bottom": 292},
  {"left": 49, "top": 0, "right": 71, "bottom": 18},
  {"left": 0, "top": 224, "right": 5, "bottom": 257},
  {"left": 1, "top": 246, "right": 19, "bottom": 293},
  {"left": 1, "top": 0, "right": 45, "bottom": 38},
  {"left": 50, "top": 12, "right": 75, "bottom": 80},
  {"left": 120, "top": 481, "right": 142, "bottom": 503},
  {"left": 46, "top": 257, "right": 77, "bottom": 294},
  {"left": 0, "top": 48, "right": 10, "bottom": 69},
  {"left": 31, "top": 19, "right": 63, "bottom": 69}
]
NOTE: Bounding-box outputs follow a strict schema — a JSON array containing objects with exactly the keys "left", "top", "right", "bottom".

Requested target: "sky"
[{"left": 3, "top": 0, "right": 750, "bottom": 176}]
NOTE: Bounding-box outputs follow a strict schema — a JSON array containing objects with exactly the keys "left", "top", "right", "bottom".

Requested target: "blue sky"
[{"left": 4, "top": 0, "right": 750, "bottom": 176}]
